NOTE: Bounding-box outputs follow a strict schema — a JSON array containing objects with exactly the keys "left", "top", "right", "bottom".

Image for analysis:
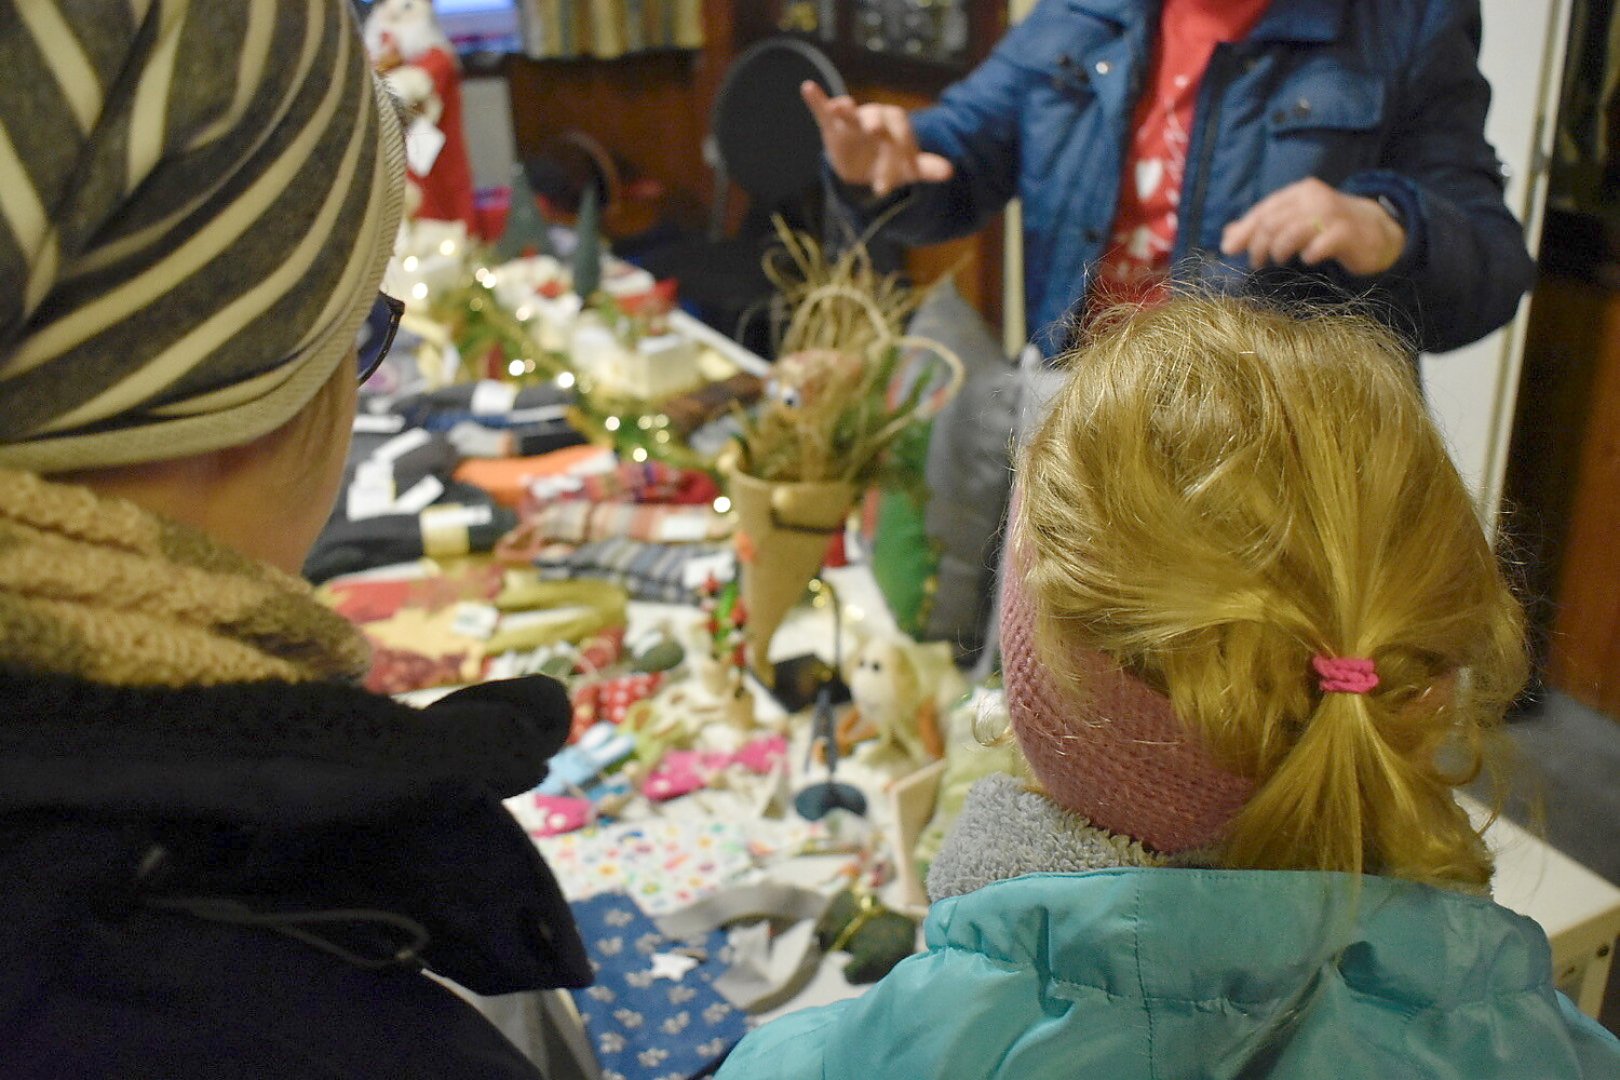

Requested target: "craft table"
[{"left": 431, "top": 561, "right": 904, "bottom": 1080}]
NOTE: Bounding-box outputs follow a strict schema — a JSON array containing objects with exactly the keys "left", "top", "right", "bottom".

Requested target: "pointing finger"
[
  {"left": 800, "top": 80, "right": 833, "bottom": 122},
  {"left": 916, "top": 152, "right": 955, "bottom": 184}
]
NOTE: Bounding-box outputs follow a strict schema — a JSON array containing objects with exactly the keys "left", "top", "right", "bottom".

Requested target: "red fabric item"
[
  {"left": 475, "top": 189, "right": 509, "bottom": 244},
  {"left": 615, "top": 279, "right": 679, "bottom": 318},
  {"left": 325, "top": 579, "right": 415, "bottom": 624},
  {"left": 408, "top": 47, "right": 477, "bottom": 233},
  {"left": 570, "top": 671, "right": 666, "bottom": 741},
  {"left": 364, "top": 643, "right": 467, "bottom": 697},
  {"left": 572, "top": 462, "right": 720, "bottom": 506},
  {"left": 577, "top": 628, "right": 627, "bottom": 673},
  {"left": 324, "top": 565, "right": 503, "bottom": 623},
  {"left": 823, "top": 529, "right": 848, "bottom": 569},
  {"left": 1092, "top": 0, "right": 1270, "bottom": 308}
]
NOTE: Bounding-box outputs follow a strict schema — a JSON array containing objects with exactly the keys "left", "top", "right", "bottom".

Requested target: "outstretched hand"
[
  {"left": 1220, "top": 177, "right": 1407, "bottom": 278},
  {"left": 801, "top": 81, "right": 955, "bottom": 197}
]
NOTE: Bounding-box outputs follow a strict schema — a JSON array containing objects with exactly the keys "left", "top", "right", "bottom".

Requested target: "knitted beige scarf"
[{"left": 0, "top": 470, "right": 369, "bottom": 688}]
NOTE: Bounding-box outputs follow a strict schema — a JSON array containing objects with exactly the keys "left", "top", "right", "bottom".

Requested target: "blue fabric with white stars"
[{"left": 569, "top": 892, "right": 748, "bottom": 1080}]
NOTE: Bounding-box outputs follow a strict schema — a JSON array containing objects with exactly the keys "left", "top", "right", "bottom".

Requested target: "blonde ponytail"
[
  {"left": 1221, "top": 691, "right": 1490, "bottom": 886},
  {"left": 1018, "top": 295, "right": 1526, "bottom": 887}
]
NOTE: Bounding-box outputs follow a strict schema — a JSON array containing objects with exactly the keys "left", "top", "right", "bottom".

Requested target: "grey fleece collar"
[{"left": 926, "top": 773, "right": 1164, "bottom": 903}]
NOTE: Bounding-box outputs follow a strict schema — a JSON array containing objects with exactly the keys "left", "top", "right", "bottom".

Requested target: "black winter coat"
[{"left": 0, "top": 671, "right": 591, "bottom": 1078}]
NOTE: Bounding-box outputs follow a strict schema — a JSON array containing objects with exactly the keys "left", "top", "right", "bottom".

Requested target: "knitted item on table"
[
  {"left": 0, "top": 470, "right": 369, "bottom": 688},
  {"left": 303, "top": 483, "right": 517, "bottom": 584},
  {"left": 1000, "top": 543, "right": 1252, "bottom": 854}
]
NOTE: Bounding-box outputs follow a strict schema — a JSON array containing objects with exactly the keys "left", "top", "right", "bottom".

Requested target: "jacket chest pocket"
[
  {"left": 1261, "top": 63, "right": 1387, "bottom": 188},
  {"left": 1024, "top": 66, "right": 1100, "bottom": 181},
  {"left": 1012, "top": 10, "right": 1122, "bottom": 183}
]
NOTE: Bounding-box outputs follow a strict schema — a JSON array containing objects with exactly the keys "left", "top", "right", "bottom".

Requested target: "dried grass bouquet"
[{"left": 731, "top": 223, "right": 963, "bottom": 486}]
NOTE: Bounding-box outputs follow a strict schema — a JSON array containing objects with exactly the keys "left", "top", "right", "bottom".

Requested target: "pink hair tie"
[{"left": 1312, "top": 655, "right": 1379, "bottom": 695}]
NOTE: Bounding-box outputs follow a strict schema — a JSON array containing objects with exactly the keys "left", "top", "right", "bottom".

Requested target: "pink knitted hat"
[{"left": 1001, "top": 533, "right": 1253, "bottom": 854}]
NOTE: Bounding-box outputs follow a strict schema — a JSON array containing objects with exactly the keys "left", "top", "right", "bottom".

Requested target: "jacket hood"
[
  {"left": 927, "top": 774, "right": 1164, "bottom": 902},
  {"left": 0, "top": 671, "right": 590, "bottom": 996}
]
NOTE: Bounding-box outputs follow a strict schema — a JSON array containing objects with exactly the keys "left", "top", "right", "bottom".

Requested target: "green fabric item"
[
  {"left": 813, "top": 889, "right": 918, "bottom": 986},
  {"left": 869, "top": 420, "right": 939, "bottom": 638}
]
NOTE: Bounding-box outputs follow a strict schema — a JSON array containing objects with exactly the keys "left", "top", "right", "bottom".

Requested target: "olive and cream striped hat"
[{"left": 0, "top": 0, "right": 406, "bottom": 472}]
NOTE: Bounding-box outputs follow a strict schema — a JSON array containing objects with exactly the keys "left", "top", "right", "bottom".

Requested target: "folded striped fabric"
[
  {"left": 515, "top": 502, "right": 732, "bottom": 547},
  {"left": 533, "top": 538, "right": 728, "bottom": 604}
]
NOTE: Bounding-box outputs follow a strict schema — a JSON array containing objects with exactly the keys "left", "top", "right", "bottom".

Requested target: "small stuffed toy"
[
  {"left": 364, "top": 0, "right": 477, "bottom": 232},
  {"left": 835, "top": 636, "right": 959, "bottom": 771}
]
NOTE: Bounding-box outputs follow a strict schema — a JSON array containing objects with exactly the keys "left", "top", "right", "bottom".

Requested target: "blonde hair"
[{"left": 1017, "top": 295, "right": 1526, "bottom": 888}]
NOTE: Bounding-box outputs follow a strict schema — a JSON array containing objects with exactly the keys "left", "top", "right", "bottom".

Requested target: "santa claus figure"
[{"left": 364, "top": 0, "right": 478, "bottom": 233}]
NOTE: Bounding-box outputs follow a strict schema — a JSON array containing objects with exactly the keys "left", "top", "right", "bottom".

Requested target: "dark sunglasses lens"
[{"left": 356, "top": 293, "right": 405, "bottom": 384}]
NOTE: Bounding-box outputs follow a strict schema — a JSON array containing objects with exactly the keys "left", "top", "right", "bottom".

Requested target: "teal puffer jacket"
[{"left": 717, "top": 868, "right": 1619, "bottom": 1078}]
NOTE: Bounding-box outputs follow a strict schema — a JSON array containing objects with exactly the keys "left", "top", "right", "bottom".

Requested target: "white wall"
[
  {"left": 461, "top": 74, "right": 519, "bottom": 190},
  {"left": 1420, "top": 0, "right": 1569, "bottom": 520}
]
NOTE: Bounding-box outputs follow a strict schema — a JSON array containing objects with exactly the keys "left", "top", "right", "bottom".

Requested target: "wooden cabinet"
[
  {"left": 1544, "top": 280, "right": 1620, "bottom": 716},
  {"left": 504, "top": 50, "right": 708, "bottom": 227},
  {"left": 734, "top": 0, "right": 1005, "bottom": 97},
  {"left": 1508, "top": 265, "right": 1620, "bottom": 717}
]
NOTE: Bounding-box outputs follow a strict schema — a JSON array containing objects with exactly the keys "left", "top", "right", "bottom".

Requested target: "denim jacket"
[{"left": 860, "top": 0, "right": 1534, "bottom": 355}]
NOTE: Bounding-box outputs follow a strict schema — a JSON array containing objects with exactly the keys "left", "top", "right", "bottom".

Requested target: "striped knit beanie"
[{"left": 0, "top": 0, "right": 406, "bottom": 473}]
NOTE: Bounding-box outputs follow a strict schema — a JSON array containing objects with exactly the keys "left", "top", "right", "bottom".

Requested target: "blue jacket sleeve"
[
  {"left": 828, "top": 3, "right": 1058, "bottom": 247},
  {"left": 1341, "top": 0, "right": 1534, "bottom": 354}
]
